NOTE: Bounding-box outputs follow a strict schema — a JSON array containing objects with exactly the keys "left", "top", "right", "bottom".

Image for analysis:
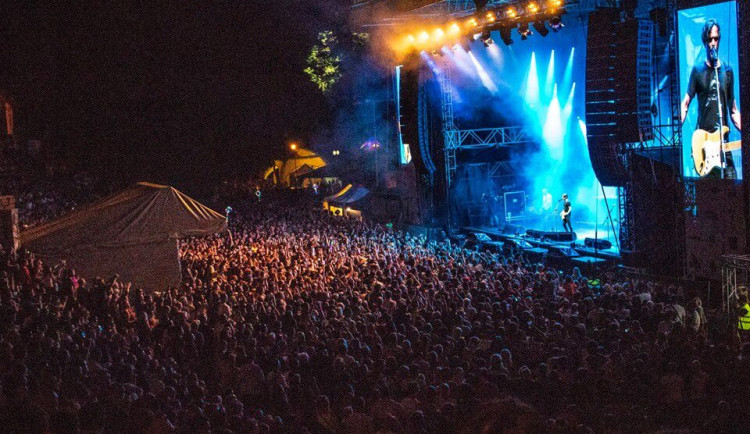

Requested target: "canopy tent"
[
  {"left": 22, "top": 182, "right": 227, "bottom": 290},
  {"left": 263, "top": 148, "right": 327, "bottom": 187},
  {"left": 298, "top": 164, "right": 339, "bottom": 180},
  {"left": 324, "top": 184, "right": 370, "bottom": 217}
]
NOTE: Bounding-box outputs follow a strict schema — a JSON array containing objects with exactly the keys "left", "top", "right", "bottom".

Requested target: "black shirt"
[
  {"left": 563, "top": 200, "right": 571, "bottom": 215},
  {"left": 687, "top": 61, "right": 735, "bottom": 133}
]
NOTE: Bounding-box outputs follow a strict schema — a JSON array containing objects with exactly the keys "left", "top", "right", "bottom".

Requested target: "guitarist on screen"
[{"left": 681, "top": 19, "right": 742, "bottom": 178}]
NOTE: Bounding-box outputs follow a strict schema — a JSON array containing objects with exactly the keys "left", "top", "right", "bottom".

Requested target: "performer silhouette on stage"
[
  {"left": 560, "top": 193, "right": 573, "bottom": 233},
  {"left": 681, "top": 19, "right": 742, "bottom": 178}
]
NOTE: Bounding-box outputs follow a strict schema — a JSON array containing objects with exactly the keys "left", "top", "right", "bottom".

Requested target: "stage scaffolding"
[
  {"left": 722, "top": 255, "right": 750, "bottom": 314},
  {"left": 438, "top": 57, "right": 533, "bottom": 226},
  {"left": 614, "top": 0, "right": 684, "bottom": 274}
]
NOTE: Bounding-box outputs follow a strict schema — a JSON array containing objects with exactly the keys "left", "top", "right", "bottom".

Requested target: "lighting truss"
[{"left": 400, "top": 0, "right": 569, "bottom": 53}]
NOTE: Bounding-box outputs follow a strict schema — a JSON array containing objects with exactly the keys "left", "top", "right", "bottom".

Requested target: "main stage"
[{"left": 462, "top": 223, "right": 621, "bottom": 269}]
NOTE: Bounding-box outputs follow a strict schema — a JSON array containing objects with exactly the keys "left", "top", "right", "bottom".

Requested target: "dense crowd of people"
[
  {"left": 0, "top": 189, "right": 747, "bottom": 433},
  {"left": 0, "top": 150, "right": 100, "bottom": 228}
]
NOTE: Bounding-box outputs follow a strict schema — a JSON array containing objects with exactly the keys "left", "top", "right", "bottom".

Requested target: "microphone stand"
[{"left": 713, "top": 55, "right": 727, "bottom": 179}]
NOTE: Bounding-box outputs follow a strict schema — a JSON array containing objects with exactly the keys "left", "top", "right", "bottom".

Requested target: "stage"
[{"left": 462, "top": 221, "right": 621, "bottom": 269}]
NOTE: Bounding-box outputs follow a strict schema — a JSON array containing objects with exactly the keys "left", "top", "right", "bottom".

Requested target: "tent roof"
[
  {"left": 21, "top": 182, "right": 227, "bottom": 290},
  {"left": 299, "top": 165, "right": 338, "bottom": 179},
  {"left": 23, "top": 182, "right": 226, "bottom": 247},
  {"left": 327, "top": 184, "right": 370, "bottom": 206}
]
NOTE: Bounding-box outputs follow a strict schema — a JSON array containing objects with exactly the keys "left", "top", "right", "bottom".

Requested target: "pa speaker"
[
  {"left": 526, "top": 230, "right": 576, "bottom": 242},
  {"left": 547, "top": 246, "right": 581, "bottom": 258},
  {"left": 584, "top": 237, "right": 613, "bottom": 250}
]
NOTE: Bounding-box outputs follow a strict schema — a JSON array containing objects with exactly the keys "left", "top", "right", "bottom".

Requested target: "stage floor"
[{"left": 463, "top": 222, "right": 621, "bottom": 263}]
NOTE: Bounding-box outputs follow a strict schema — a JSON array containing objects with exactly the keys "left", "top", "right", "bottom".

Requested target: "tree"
[{"left": 304, "top": 31, "right": 342, "bottom": 93}]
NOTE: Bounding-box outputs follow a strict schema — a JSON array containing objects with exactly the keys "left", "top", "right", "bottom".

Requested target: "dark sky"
[{"left": 2, "top": 1, "right": 347, "bottom": 190}]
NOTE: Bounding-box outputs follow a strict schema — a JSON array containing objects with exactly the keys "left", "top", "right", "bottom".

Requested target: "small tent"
[
  {"left": 324, "top": 184, "right": 370, "bottom": 218},
  {"left": 22, "top": 182, "right": 227, "bottom": 290},
  {"left": 263, "top": 148, "right": 326, "bottom": 187}
]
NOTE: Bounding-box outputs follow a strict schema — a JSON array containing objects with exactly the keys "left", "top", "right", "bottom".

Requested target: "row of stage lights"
[{"left": 400, "top": 0, "right": 565, "bottom": 52}]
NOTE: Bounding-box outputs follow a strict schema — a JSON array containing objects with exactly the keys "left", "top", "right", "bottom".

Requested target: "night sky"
[{"left": 2, "top": 1, "right": 349, "bottom": 191}]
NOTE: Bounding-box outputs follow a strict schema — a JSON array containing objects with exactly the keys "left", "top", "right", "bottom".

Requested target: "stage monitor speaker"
[
  {"left": 525, "top": 230, "right": 576, "bottom": 242},
  {"left": 502, "top": 224, "right": 525, "bottom": 235},
  {"left": 584, "top": 237, "right": 613, "bottom": 250},
  {"left": 503, "top": 240, "right": 534, "bottom": 253},
  {"left": 547, "top": 246, "right": 580, "bottom": 258}
]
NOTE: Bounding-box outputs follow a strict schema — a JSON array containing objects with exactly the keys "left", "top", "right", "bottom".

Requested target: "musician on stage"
[
  {"left": 560, "top": 193, "right": 573, "bottom": 233},
  {"left": 681, "top": 19, "right": 742, "bottom": 178}
]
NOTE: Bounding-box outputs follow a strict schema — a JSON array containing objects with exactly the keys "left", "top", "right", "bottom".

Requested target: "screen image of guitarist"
[{"left": 680, "top": 14, "right": 742, "bottom": 179}]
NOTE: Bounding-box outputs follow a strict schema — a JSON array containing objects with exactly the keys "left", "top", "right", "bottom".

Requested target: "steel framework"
[
  {"left": 616, "top": 0, "right": 683, "bottom": 266},
  {"left": 437, "top": 55, "right": 533, "bottom": 226},
  {"left": 722, "top": 255, "right": 750, "bottom": 313}
]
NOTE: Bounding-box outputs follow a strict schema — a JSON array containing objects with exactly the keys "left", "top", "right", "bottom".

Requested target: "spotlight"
[
  {"left": 485, "top": 11, "right": 496, "bottom": 23},
  {"left": 518, "top": 23, "right": 532, "bottom": 40},
  {"left": 448, "top": 22, "right": 460, "bottom": 34},
  {"left": 460, "top": 37, "right": 472, "bottom": 52},
  {"left": 418, "top": 31, "right": 430, "bottom": 43},
  {"left": 499, "top": 27, "right": 513, "bottom": 45},
  {"left": 549, "top": 16, "right": 564, "bottom": 31},
  {"left": 405, "top": 34, "right": 416, "bottom": 45},
  {"left": 533, "top": 21, "right": 549, "bottom": 37},
  {"left": 433, "top": 28, "right": 445, "bottom": 40},
  {"left": 467, "top": 17, "right": 479, "bottom": 28},
  {"left": 506, "top": 7, "right": 518, "bottom": 18},
  {"left": 549, "top": 0, "right": 563, "bottom": 7},
  {"left": 479, "top": 30, "right": 494, "bottom": 47},
  {"left": 527, "top": 2, "right": 539, "bottom": 13}
]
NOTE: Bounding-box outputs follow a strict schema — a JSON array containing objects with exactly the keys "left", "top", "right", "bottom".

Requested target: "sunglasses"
[{"left": 709, "top": 36, "right": 721, "bottom": 42}]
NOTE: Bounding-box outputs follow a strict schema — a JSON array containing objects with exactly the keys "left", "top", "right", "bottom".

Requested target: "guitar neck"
[{"left": 723, "top": 140, "right": 742, "bottom": 152}]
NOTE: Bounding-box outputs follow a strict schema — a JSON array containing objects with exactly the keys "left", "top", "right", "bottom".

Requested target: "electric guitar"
[{"left": 692, "top": 126, "right": 742, "bottom": 177}]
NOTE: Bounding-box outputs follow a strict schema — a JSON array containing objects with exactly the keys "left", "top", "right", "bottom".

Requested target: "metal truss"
[
  {"left": 363, "top": 0, "right": 594, "bottom": 24},
  {"left": 454, "top": 161, "right": 518, "bottom": 180},
  {"left": 616, "top": 0, "right": 684, "bottom": 271},
  {"left": 438, "top": 54, "right": 532, "bottom": 227},
  {"left": 722, "top": 255, "right": 750, "bottom": 313},
  {"left": 445, "top": 126, "right": 532, "bottom": 150},
  {"left": 619, "top": 179, "right": 635, "bottom": 253},
  {"left": 440, "top": 57, "right": 458, "bottom": 188},
  {"left": 444, "top": 126, "right": 532, "bottom": 188}
]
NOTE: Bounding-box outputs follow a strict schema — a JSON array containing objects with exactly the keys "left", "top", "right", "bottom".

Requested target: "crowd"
[
  {"left": 0, "top": 190, "right": 748, "bottom": 433},
  {"left": 0, "top": 152, "right": 99, "bottom": 228}
]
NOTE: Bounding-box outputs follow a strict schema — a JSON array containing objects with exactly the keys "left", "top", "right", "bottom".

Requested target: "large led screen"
[{"left": 679, "top": 1, "right": 742, "bottom": 179}]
